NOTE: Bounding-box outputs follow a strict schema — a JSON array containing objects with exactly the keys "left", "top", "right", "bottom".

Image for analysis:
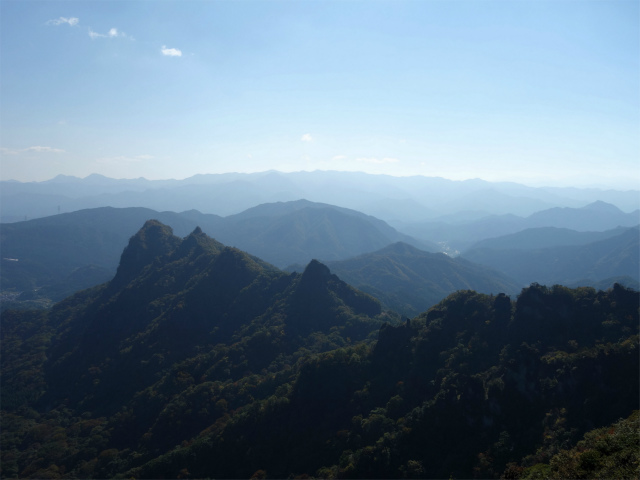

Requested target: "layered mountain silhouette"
[
  {"left": 1, "top": 202, "right": 434, "bottom": 302},
  {"left": 3, "top": 171, "right": 638, "bottom": 224},
  {"left": 323, "top": 242, "right": 520, "bottom": 316},
  {"left": 400, "top": 201, "right": 640, "bottom": 251},
  {"left": 2, "top": 221, "right": 637, "bottom": 479},
  {"left": 466, "top": 225, "right": 634, "bottom": 251},
  {"left": 462, "top": 226, "right": 640, "bottom": 287},
  {"left": 2, "top": 172, "right": 639, "bottom": 478},
  {"left": 213, "top": 200, "right": 438, "bottom": 267},
  {"left": 526, "top": 200, "right": 640, "bottom": 230},
  {"left": 4, "top": 199, "right": 638, "bottom": 311}
]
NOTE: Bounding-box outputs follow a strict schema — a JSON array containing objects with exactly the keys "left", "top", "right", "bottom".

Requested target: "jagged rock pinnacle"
[{"left": 112, "top": 220, "right": 180, "bottom": 286}]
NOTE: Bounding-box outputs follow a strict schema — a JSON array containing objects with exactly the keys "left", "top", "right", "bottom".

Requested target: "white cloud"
[
  {"left": 301, "top": 133, "right": 313, "bottom": 142},
  {"left": 161, "top": 45, "right": 182, "bottom": 57},
  {"left": 47, "top": 17, "right": 79, "bottom": 26},
  {"left": 89, "top": 27, "right": 131, "bottom": 39},
  {"left": 1, "top": 146, "right": 65, "bottom": 155},
  {"left": 47, "top": 17, "right": 133, "bottom": 41},
  {"left": 332, "top": 155, "right": 347, "bottom": 161},
  {"left": 355, "top": 157, "right": 399, "bottom": 164},
  {"left": 25, "top": 146, "right": 65, "bottom": 153}
]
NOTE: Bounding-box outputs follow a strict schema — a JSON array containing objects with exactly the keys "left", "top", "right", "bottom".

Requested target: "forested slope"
[
  {"left": 1, "top": 221, "right": 637, "bottom": 478},
  {"left": 326, "top": 242, "right": 520, "bottom": 316}
]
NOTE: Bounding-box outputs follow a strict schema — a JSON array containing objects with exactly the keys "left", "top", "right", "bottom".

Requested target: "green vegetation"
[
  {"left": 503, "top": 411, "right": 639, "bottom": 479},
  {"left": 1, "top": 221, "right": 638, "bottom": 478},
  {"left": 326, "top": 241, "right": 519, "bottom": 316}
]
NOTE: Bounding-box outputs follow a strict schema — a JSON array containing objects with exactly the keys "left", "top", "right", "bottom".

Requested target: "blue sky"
[{"left": 1, "top": 1, "right": 638, "bottom": 188}]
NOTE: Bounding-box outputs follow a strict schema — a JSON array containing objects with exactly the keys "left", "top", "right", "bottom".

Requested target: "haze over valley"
[
  {"left": 1, "top": 1, "right": 639, "bottom": 479},
  {"left": 2, "top": 171, "right": 638, "bottom": 310}
]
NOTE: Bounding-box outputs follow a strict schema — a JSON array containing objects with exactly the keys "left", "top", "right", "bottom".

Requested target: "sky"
[{"left": 1, "top": 1, "right": 638, "bottom": 189}]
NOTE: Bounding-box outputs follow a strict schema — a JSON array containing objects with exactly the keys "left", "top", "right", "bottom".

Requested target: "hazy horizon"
[
  {"left": 4, "top": 169, "right": 640, "bottom": 192},
  {"left": 1, "top": 1, "right": 638, "bottom": 189}
]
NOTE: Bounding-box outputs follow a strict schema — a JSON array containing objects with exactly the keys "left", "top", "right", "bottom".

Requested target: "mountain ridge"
[
  {"left": 0, "top": 202, "right": 435, "bottom": 304},
  {"left": 465, "top": 225, "right": 635, "bottom": 252},
  {"left": 324, "top": 241, "right": 520, "bottom": 316},
  {"left": 39, "top": 220, "right": 386, "bottom": 416},
  {"left": 462, "top": 226, "right": 640, "bottom": 286},
  {"left": 399, "top": 200, "right": 640, "bottom": 251},
  {"left": 3, "top": 170, "right": 638, "bottom": 224}
]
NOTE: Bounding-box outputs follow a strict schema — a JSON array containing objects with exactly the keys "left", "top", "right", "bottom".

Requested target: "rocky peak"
[
  {"left": 112, "top": 220, "right": 180, "bottom": 286},
  {"left": 297, "top": 259, "right": 333, "bottom": 293}
]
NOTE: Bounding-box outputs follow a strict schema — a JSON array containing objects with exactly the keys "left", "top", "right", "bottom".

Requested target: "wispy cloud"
[
  {"left": 47, "top": 16, "right": 132, "bottom": 40},
  {"left": 332, "top": 155, "right": 347, "bottom": 161},
  {"left": 356, "top": 157, "right": 399, "bottom": 164},
  {"left": 26, "top": 146, "right": 65, "bottom": 153},
  {"left": 1, "top": 146, "right": 65, "bottom": 155},
  {"left": 301, "top": 133, "right": 313, "bottom": 142},
  {"left": 89, "top": 27, "right": 131, "bottom": 39},
  {"left": 47, "top": 17, "right": 79, "bottom": 26},
  {"left": 161, "top": 45, "right": 182, "bottom": 57}
]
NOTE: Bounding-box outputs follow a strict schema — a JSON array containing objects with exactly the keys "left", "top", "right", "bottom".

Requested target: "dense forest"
[{"left": 1, "top": 221, "right": 638, "bottom": 478}]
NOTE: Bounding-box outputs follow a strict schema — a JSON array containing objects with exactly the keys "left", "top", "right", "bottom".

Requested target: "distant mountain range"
[
  {"left": 400, "top": 201, "right": 640, "bottom": 251},
  {"left": 526, "top": 200, "right": 640, "bottom": 230},
  {"left": 195, "top": 199, "right": 438, "bottom": 267},
  {"left": 465, "top": 225, "right": 632, "bottom": 251},
  {"left": 2, "top": 171, "right": 638, "bottom": 224},
  {"left": 462, "top": 226, "right": 640, "bottom": 287},
  {"left": 3, "top": 198, "right": 637, "bottom": 307}
]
